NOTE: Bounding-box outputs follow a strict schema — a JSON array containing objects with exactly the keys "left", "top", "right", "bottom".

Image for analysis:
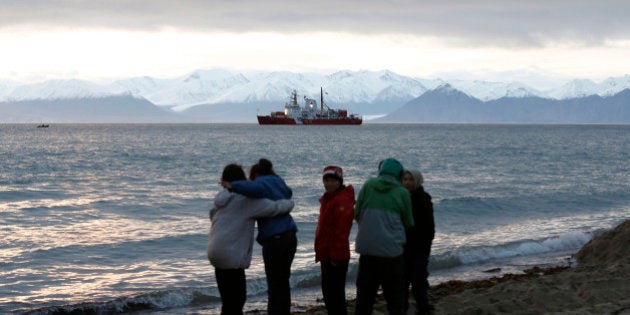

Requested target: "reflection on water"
[{"left": 1, "top": 124, "right": 628, "bottom": 314}]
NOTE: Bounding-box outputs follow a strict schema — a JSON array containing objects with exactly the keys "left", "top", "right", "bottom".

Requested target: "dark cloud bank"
[{"left": 3, "top": 0, "right": 630, "bottom": 47}]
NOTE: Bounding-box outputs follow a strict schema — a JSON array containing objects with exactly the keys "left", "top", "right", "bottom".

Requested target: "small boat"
[{"left": 257, "top": 88, "right": 362, "bottom": 125}]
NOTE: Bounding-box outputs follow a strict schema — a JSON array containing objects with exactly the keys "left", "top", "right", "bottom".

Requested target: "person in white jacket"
[{"left": 207, "top": 164, "right": 295, "bottom": 315}]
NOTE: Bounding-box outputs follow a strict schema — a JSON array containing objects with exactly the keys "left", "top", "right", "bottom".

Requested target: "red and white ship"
[{"left": 257, "top": 88, "right": 362, "bottom": 125}]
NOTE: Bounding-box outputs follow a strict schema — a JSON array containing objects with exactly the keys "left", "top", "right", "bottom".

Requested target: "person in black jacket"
[{"left": 402, "top": 168, "right": 435, "bottom": 315}]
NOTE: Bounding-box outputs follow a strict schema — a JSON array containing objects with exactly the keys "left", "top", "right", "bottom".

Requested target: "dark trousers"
[
  {"left": 320, "top": 259, "right": 349, "bottom": 315},
  {"left": 262, "top": 230, "right": 297, "bottom": 315},
  {"left": 215, "top": 268, "right": 246, "bottom": 315},
  {"left": 404, "top": 248, "right": 432, "bottom": 313},
  {"left": 355, "top": 254, "right": 406, "bottom": 315}
]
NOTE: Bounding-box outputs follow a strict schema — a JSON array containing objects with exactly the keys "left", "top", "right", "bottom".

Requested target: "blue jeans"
[{"left": 262, "top": 230, "right": 297, "bottom": 315}]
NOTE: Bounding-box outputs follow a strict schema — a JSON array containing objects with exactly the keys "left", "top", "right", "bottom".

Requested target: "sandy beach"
[{"left": 286, "top": 220, "right": 630, "bottom": 314}]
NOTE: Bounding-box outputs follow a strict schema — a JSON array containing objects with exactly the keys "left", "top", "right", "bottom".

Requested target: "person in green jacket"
[{"left": 354, "top": 158, "right": 414, "bottom": 315}]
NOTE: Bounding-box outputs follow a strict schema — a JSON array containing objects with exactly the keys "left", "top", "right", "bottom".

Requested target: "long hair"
[{"left": 222, "top": 164, "right": 246, "bottom": 182}]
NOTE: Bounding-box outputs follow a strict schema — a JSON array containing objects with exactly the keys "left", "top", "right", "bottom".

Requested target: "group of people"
[{"left": 206, "top": 157, "right": 435, "bottom": 315}]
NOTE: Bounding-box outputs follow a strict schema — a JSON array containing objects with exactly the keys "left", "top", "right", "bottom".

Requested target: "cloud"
[{"left": 3, "top": 0, "right": 630, "bottom": 48}]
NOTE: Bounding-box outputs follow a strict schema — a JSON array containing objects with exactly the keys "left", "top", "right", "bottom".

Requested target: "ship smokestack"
[{"left": 320, "top": 87, "right": 323, "bottom": 111}]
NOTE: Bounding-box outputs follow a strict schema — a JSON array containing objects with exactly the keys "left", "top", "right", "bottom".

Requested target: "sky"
[{"left": 1, "top": 0, "right": 630, "bottom": 89}]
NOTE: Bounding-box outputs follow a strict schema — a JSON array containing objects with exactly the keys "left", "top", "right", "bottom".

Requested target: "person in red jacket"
[{"left": 314, "top": 166, "right": 356, "bottom": 315}]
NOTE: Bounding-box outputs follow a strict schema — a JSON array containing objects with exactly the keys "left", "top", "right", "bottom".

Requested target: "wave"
[
  {"left": 9, "top": 229, "right": 614, "bottom": 314},
  {"left": 436, "top": 191, "right": 630, "bottom": 216},
  {"left": 0, "top": 189, "right": 67, "bottom": 203},
  {"left": 15, "top": 274, "right": 308, "bottom": 315},
  {"left": 15, "top": 287, "right": 220, "bottom": 315},
  {"left": 9, "top": 228, "right": 593, "bottom": 314},
  {"left": 429, "top": 230, "right": 596, "bottom": 271},
  {"left": 14, "top": 273, "right": 289, "bottom": 315},
  {"left": 434, "top": 192, "right": 630, "bottom": 235}
]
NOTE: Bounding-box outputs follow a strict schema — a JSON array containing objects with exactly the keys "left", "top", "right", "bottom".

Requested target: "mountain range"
[
  {"left": 377, "top": 84, "right": 630, "bottom": 124},
  {"left": 1, "top": 69, "right": 629, "bottom": 123}
]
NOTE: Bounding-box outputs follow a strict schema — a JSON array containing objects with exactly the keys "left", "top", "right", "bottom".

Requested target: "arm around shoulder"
[
  {"left": 251, "top": 198, "right": 294, "bottom": 219},
  {"left": 230, "top": 180, "right": 266, "bottom": 198}
]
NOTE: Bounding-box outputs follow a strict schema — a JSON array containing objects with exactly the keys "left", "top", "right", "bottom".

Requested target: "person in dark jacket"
[
  {"left": 221, "top": 158, "right": 297, "bottom": 315},
  {"left": 314, "top": 166, "right": 355, "bottom": 315},
  {"left": 402, "top": 168, "right": 435, "bottom": 315}
]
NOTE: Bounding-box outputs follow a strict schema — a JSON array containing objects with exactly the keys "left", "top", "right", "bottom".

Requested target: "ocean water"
[{"left": 1, "top": 123, "right": 628, "bottom": 314}]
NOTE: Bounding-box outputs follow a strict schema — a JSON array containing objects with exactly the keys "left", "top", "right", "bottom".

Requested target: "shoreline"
[
  {"left": 253, "top": 220, "right": 630, "bottom": 314},
  {"left": 282, "top": 265, "right": 573, "bottom": 314}
]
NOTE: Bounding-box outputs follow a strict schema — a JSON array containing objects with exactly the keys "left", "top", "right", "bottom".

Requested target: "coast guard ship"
[{"left": 257, "top": 88, "right": 362, "bottom": 125}]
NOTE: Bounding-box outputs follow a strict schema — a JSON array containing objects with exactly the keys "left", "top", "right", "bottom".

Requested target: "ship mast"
[
  {"left": 320, "top": 87, "right": 324, "bottom": 111},
  {"left": 292, "top": 90, "right": 298, "bottom": 106}
]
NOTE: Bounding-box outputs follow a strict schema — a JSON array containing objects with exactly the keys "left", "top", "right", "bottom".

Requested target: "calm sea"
[{"left": 1, "top": 124, "right": 628, "bottom": 314}]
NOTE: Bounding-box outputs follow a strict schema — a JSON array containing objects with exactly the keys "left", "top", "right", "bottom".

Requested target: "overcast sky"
[{"left": 2, "top": 0, "right": 629, "bottom": 88}]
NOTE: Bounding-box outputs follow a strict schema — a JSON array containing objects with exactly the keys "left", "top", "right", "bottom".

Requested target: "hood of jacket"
[
  {"left": 377, "top": 158, "right": 404, "bottom": 185},
  {"left": 213, "top": 189, "right": 235, "bottom": 208},
  {"left": 370, "top": 176, "right": 403, "bottom": 193}
]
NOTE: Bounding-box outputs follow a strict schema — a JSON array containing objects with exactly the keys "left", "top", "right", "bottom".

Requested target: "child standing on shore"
[{"left": 314, "top": 166, "right": 356, "bottom": 315}]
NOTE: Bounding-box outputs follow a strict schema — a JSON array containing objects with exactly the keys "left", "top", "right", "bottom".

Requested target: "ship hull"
[
  {"left": 257, "top": 116, "right": 297, "bottom": 125},
  {"left": 257, "top": 116, "right": 362, "bottom": 125},
  {"left": 301, "top": 118, "right": 362, "bottom": 125}
]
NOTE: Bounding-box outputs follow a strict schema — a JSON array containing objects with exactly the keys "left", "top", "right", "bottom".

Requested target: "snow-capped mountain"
[
  {"left": 544, "top": 75, "right": 630, "bottom": 99},
  {"left": 1, "top": 69, "right": 630, "bottom": 123},
  {"left": 4, "top": 79, "right": 116, "bottom": 101},
  {"left": 378, "top": 84, "right": 630, "bottom": 124},
  {"left": 108, "top": 69, "right": 252, "bottom": 110},
  {"left": 108, "top": 76, "right": 166, "bottom": 97},
  {"left": 208, "top": 71, "right": 324, "bottom": 106},
  {"left": 0, "top": 80, "right": 19, "bottom": 97},
  {"left": 446, "top": 80, "right": 542, "bottom": 101},
  {"left": 3, "top": 69, "right": 630, "bottom": 108},
  {"left": 321, "top": 70, "right": 427, "bottom": 104},
  {"left": 155, "top": 70, "right": 249, "bottom": 109},
  {"left": 599, "top": 74, "right": 630, "bottom": 97},
  {"left": 546, "top": 79, "right": 601, "bottom": 99},
  {"left": 109, "top": 69, "right": 428, "bottom": 111}
]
